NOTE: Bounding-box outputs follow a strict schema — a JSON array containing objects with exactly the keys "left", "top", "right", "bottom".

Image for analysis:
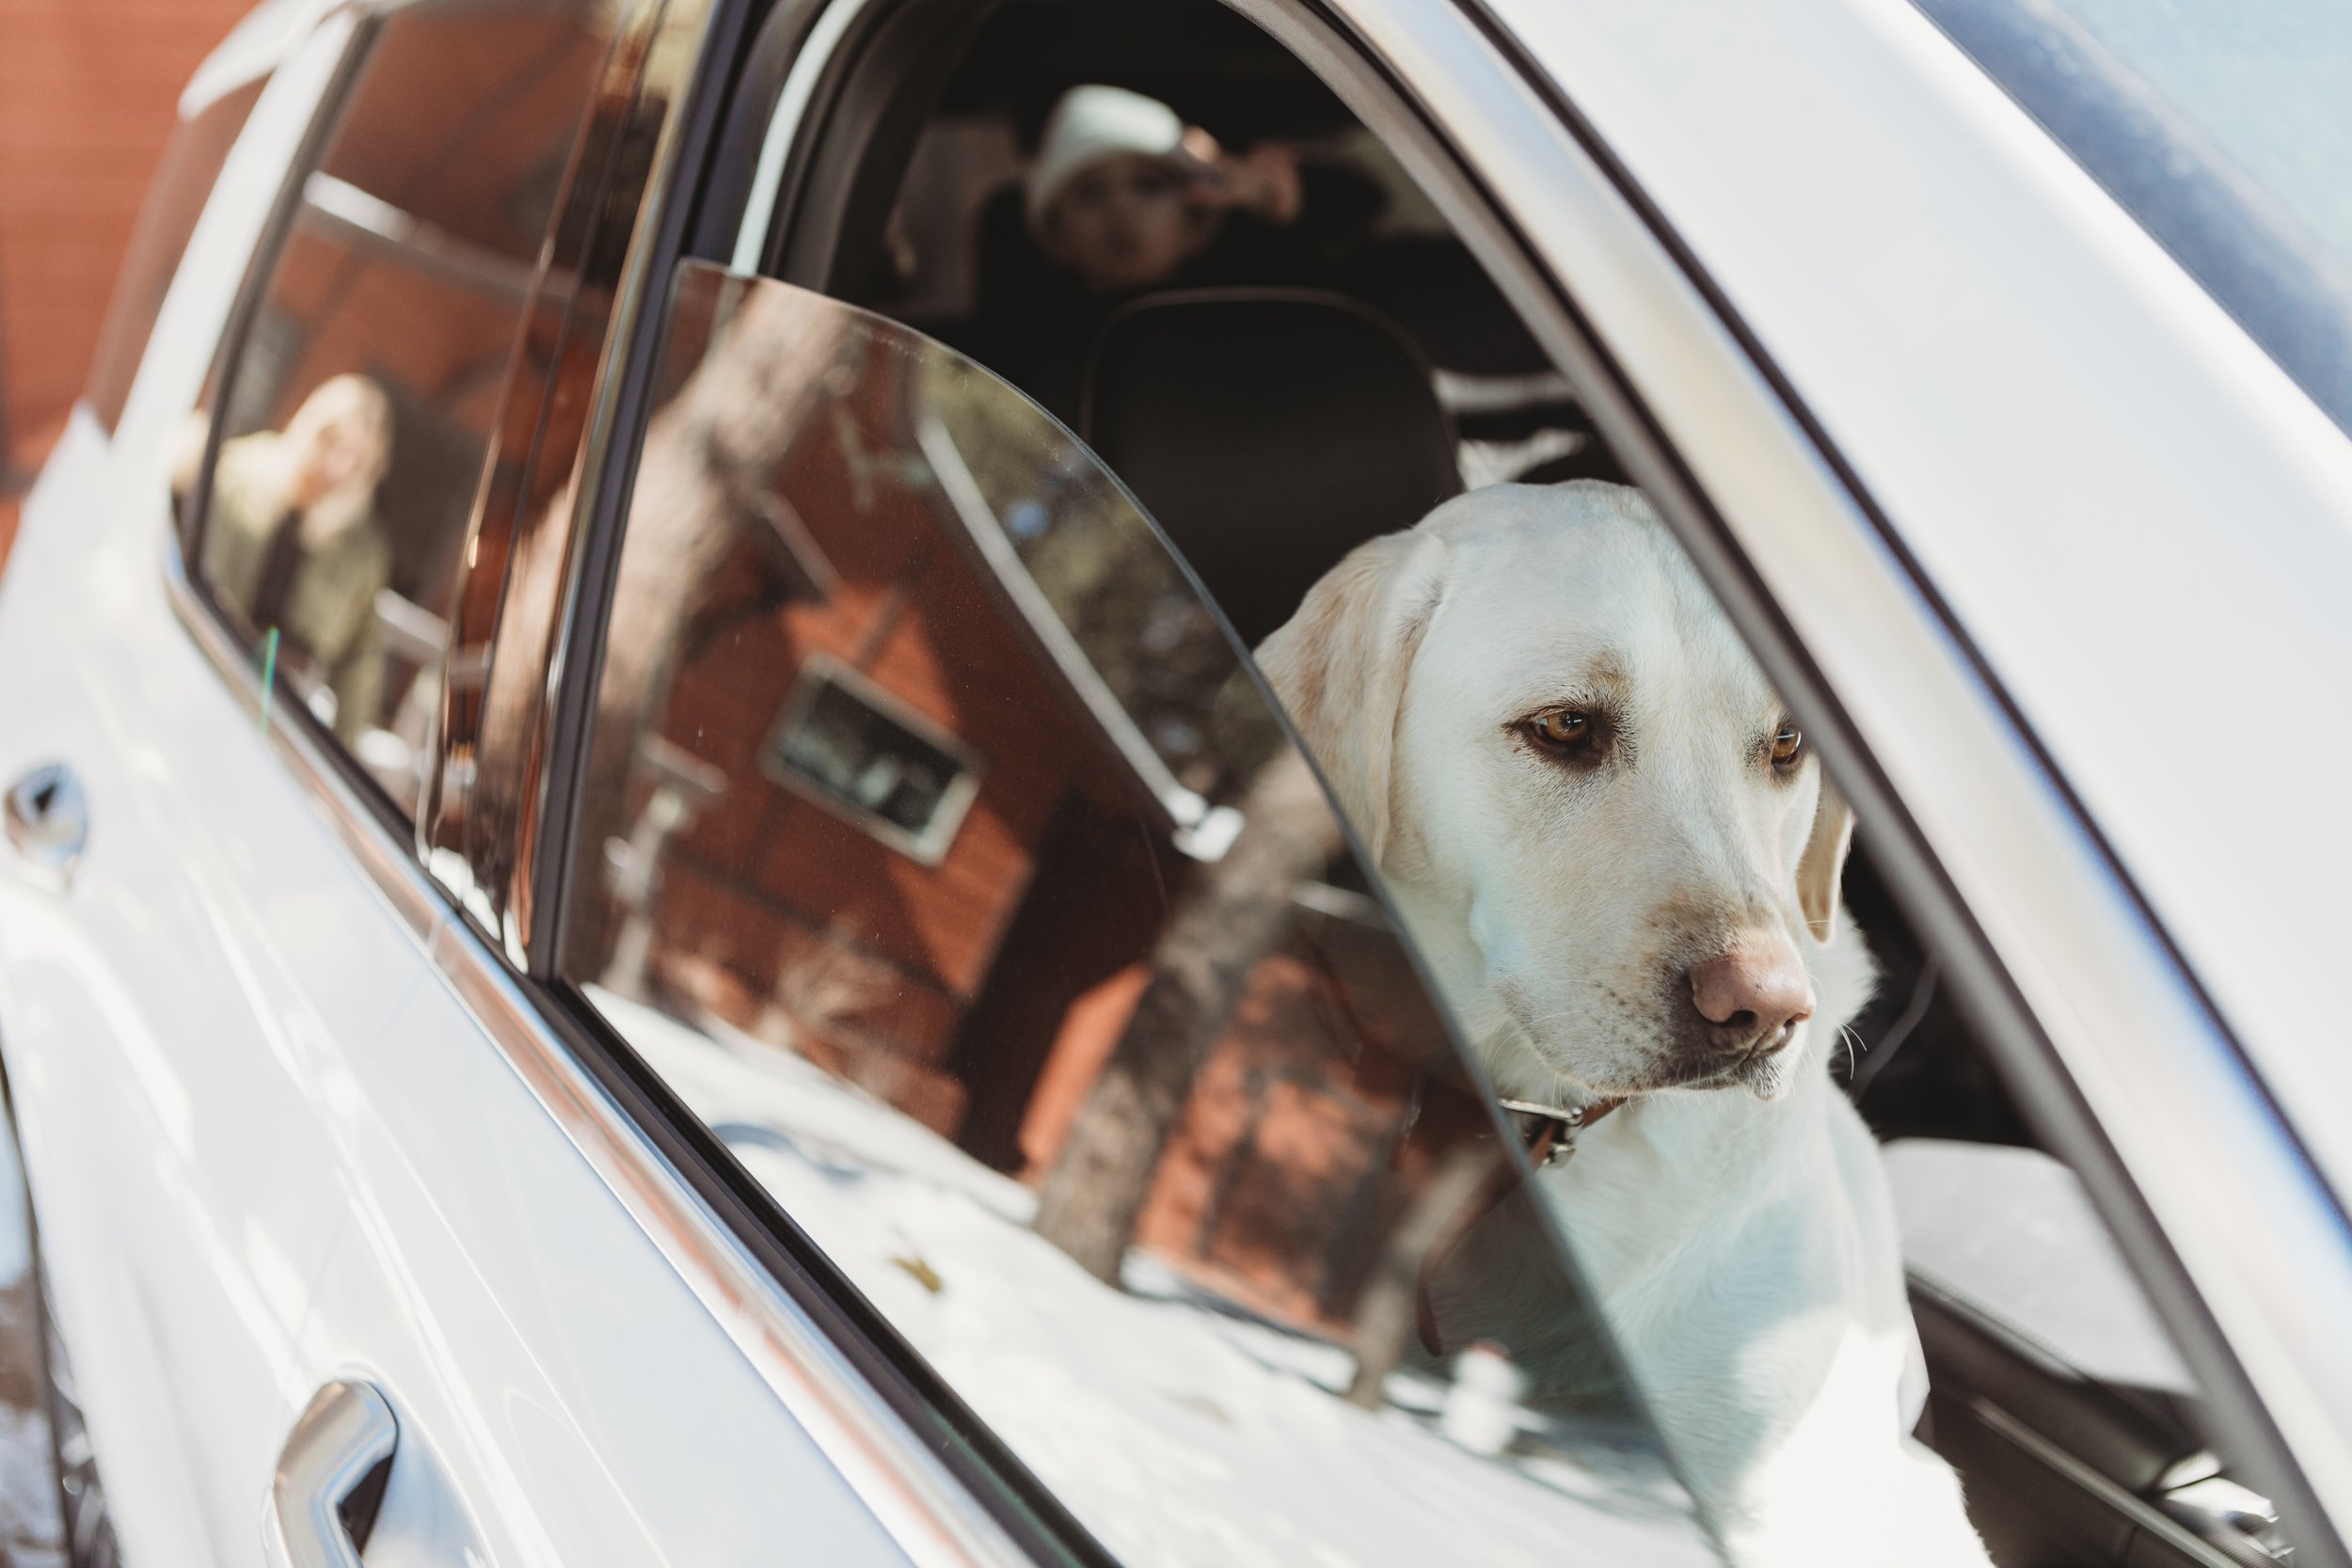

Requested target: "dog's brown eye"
[
  {"left": 1770, "top": 723, "right": 1804, "bottom": 770},
  {"left": 1529, "top": 708, "right": 1594, "bottom": 752}
]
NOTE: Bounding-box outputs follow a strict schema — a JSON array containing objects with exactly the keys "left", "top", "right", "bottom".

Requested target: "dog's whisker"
[{"left": 1837, "top": 1023, "right": 1866, "bottom": 1078}]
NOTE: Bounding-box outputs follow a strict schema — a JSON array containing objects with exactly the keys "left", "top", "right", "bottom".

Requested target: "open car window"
[
  {"left": 529, "top": 1, "right": 2299, "bottom": 1562},
  {"left": 554, "top": 259, "right": 1721, "bottom": 1566}
]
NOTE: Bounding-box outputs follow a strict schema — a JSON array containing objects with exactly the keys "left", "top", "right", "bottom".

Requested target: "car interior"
[{"left": 696, "top": 2, "right": 2291, "bottom": 1562}]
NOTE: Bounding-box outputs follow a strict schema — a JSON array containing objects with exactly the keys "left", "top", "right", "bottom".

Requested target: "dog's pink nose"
[{"left": 1689, "top": 945, "right": 1815, "bottom": 1054}]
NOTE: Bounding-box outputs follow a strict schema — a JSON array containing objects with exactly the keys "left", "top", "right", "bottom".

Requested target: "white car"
[{"left": 2, "top": 0, "right": 2346, "bottom": 1564}]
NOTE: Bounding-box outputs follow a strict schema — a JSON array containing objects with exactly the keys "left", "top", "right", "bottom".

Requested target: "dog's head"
[{"left": 1257, "top": 481, "right": 1852, "bottom": 1103}]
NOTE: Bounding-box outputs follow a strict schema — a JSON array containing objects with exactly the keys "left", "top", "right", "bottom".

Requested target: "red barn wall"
[{"left": 0, "top": 0, "right": 254, "bottom": 538}]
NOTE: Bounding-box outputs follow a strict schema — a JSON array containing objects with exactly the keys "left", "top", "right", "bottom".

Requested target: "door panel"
[
  {"left": 0, "top": 20, "right": 385, "bottom": 1559},
  {"left": 293, "top": 971, "right": 919, "bottom": 1566}
]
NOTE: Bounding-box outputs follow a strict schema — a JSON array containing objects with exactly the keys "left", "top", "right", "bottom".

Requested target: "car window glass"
[
  {"left": 557, "top": 259, "right": 1721, "bottom": 1568},
  {"left": 574, "top": 1, "right": 2302, "bottom": 1560},
  {"left": 175, "top": 0, "right": 615, "bottom": 818},
  {"left": 87, "top": 74, "right": 270, "bottom": 435}
]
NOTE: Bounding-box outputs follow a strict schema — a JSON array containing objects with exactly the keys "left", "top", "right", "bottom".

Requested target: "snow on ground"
[
  {"left": 594, "top": 989, "right": 1719, "bottom": 1568},
  {"left": 0, "top": 1223, "right": 63, "bottom": 1566}
]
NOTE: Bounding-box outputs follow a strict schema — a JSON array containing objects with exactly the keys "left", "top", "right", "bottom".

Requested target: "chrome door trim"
[
  {"left": 1292, "top": 0, "right": 2352, "bottom": 1553},
  {"left": 163, "top": 546, "right": 1038, "bottom": 1568},
  {"left": 164, "top": 549, "right": 445, "bottom": 946},
  {"left": 265, "top": 1378, "right": 398, "bottom": 1568}
]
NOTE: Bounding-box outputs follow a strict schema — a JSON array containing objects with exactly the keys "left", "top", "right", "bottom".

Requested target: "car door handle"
[
  {"left": 4, "top": 763, "right": 87, "bottom": 889},
  {"left": 265, "top": 1379, "right": 398, "bottom": 1568}
]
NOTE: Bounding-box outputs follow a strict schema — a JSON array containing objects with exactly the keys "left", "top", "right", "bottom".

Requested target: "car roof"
[{"left": 1482, "top": 0, "right": 2352, "bottom": 1196}]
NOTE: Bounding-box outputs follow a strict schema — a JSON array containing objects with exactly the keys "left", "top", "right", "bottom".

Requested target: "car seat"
[{"left": 1080, "top": 287, "right": 1461, "bottom": 648}]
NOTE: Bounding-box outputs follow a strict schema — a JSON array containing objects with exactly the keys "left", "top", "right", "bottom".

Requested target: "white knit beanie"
[{"left": 1025, "top": 85, "right": 1191, "bottom": 236}]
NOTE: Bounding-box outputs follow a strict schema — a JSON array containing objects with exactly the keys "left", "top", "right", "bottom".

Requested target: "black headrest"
[
  {"left": 1081, "top": 289, "right": 1460, "bottom": 648},
  {"left": 1344, "top": 238, "right": 1551, "bottom": 376}
]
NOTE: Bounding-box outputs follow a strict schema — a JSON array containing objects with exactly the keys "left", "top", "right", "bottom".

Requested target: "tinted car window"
[
  {"left": 176, "top": 0, "right": 615, "bottom": 816},
  {"left": 86, "top": 74, "right": 269, "bottom": 434},
  {"left": 556, "top": 259, "right": 1717, "bottom": 1567}
]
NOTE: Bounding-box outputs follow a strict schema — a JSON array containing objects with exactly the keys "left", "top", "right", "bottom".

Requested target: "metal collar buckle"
[{"left": 1497, "top": 1096, "right": 1625, "bottom": 1167}]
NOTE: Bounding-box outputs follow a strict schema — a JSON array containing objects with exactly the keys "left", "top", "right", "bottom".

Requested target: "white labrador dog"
[{"left": 1258, "top": 481, "right": 1991, "bottom": 1567}]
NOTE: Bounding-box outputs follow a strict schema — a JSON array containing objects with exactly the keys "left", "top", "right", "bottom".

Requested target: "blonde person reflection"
[
  {"left": 975, "top": 84, "right": 1382, "bottom": 414},
  {"left": 178, "top": 374, "right": 394, "bottom": 742}
]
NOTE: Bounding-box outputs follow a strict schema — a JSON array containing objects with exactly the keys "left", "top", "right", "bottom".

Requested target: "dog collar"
[
  {"left": 1414, "top": 1093, "right": 1633, "bottom": 1357},
  {"left": 1497, "top": 1095, "right": 1628, "bottom": 1168}
]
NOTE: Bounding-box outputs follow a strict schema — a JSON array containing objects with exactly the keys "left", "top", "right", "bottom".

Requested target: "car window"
[
  {"left": 86, "top": 73, "right": 269, "bottom": 435},
  {"left": 555, "top": 259, "right": 1721, "bottom": 1568},
  {"left": 174, "top": 0, "right": 617, "bottom": 818},
  {"left": 523, "top": 4, "right": 2305, "bottom": 1565}
]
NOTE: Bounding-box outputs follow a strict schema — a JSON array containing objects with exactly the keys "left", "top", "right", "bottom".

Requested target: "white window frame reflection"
[
  {"left": 916, "top": 412, "right": 1245, "bottom": 862},
  {"left": 758, "top": 650, "right": 985, "bottom": 864}
]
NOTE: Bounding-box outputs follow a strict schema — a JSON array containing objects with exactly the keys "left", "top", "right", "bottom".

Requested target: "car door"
[{"left": 0, "top": 1, "right": 944, "bottom": 1563}]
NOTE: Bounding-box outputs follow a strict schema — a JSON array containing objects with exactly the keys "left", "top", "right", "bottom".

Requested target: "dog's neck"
[
  {"left": 1384, "top": 876, "right": 1876, "bottom": 1145},
  {"left": 1525, "top": 915, "right": 1878, "bottom": 1286}
]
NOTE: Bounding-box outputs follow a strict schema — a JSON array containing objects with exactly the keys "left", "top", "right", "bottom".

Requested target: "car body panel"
[
  {"left": 1480, "top": 0, "right": 2352, "bottom": 1211},
  {"left": 0, "top": 21, "right": 387, "bottom": 1559}
]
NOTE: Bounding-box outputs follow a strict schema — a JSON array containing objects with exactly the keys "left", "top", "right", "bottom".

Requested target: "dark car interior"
[{"left": 701, "top": 0, "right": 2293, "bottom": 1561}]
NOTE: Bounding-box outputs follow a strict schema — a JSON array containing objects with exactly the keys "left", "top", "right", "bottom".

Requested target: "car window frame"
[{"left": 85, "top": 71, "right": 274, "bottom": 436}]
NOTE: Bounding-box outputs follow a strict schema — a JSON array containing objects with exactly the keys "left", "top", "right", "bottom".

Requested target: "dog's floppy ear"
[
  {"left": 1797, "top": 768, "right": 1856, "bottom": 941},
  {"left": 1254, "top": 530, "right": 1450, "bottom": 864}
]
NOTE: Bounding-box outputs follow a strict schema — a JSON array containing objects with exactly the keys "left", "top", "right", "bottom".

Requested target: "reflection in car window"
[
  {"left": 559, "top": 260, "right": 1716, "bottom": 1567},
  {"left": 176, "top": 0, "right": 615, "bottom": 815}
]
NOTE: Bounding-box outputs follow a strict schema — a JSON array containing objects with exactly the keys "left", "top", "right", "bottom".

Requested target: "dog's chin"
[
  {"left": 1729, "top": 1042, "right": 1800, "bottom": 1102},
  {"left": 1502, "top": 988, "right": 1810, "bottom": 1103},
  {"left": 1673, "top": 1033, "right": 1806, "bottom": 1102},
  {"left": 1523, "top": 1037, "right": 1804, "bottom": 1103}
]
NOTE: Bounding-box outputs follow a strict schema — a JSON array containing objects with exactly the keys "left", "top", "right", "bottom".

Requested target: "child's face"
[{"left": 1044, "top": 153, "right": 1216, "bottom": 293}]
